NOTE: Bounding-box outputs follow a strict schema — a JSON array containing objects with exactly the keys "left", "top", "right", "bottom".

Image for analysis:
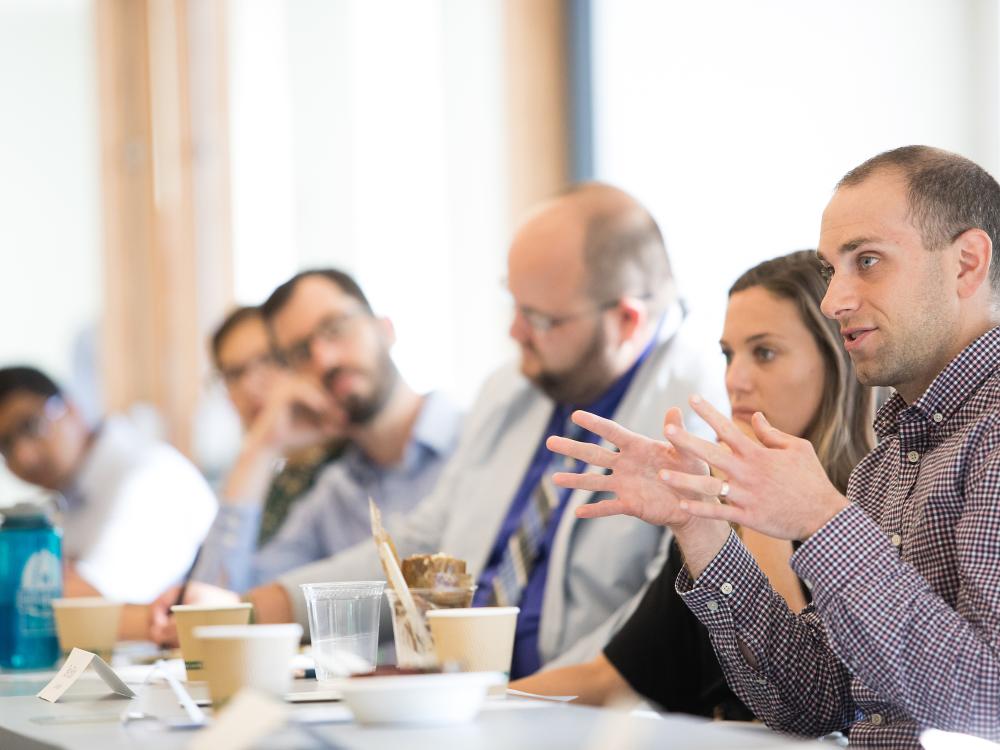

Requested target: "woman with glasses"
[{"left": 511, "top": 250, "right": 874, "bottom": 717}]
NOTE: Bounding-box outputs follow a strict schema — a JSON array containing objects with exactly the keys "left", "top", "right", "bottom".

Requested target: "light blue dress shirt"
[{"left": 194, "top": 392, "right": 462, "bottom": 592}]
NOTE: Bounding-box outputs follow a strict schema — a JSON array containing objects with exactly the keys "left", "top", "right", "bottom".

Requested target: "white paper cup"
[
  {"left": 426, "top": 607, "right": 519, "bottom": 681},
  {"left": 171, "top": 603, "right": 253, "bottom": 680},
  {"left": 300, "top": 581, "right": 384, "bottom": 681},
  {"left": 51, "top": 598, "right": 123, "bottom": 661},
  {"left": 193, "top": 623, "right": 302, "bottom": 705}
]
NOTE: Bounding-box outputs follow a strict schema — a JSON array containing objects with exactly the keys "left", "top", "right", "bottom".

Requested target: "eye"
[
  {"left": 818, "top": 263, "right": 833, "bottom": 283},
  {"left": 858, "top": 255, "right": 879, "bottom": 270},
  {"left": 720, "top": 346, "right": 733, "bottom": 364},
  {"left": 753, "top": 346, "right": 776, "bottom": 363}
]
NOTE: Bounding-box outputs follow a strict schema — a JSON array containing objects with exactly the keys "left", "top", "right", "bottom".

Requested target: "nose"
[
  {"left": 509, "top": 308, "right": 532, "bottom": 345},
  {"left": 725, "top": 353, "right": 753, "bottom": 397},
  {"left": 304, "top": 335, "right": 341, "bottom": 377},
  {"left": 820, "top": 272, "right": 859, "bottom": 321}
]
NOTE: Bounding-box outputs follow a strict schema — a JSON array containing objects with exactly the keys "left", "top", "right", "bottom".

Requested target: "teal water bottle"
[{"left": 0, "top": 503, "right": 62, "bottom": 669}]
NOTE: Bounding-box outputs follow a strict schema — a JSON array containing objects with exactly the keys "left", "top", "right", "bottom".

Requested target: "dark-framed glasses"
[
  {"left": 279, "top": 310, "right": 365, "bottom": 369},
  {"left": 0, "top": 396, "right": 68, "bottom": 461}
]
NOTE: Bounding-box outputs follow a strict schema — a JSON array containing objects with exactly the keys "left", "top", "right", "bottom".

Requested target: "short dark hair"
[
  {"left": 838, "top": 145, "right": 1000, "bottom": 294},
  {"left": 209, "top": 306, "right": 264, "bottom": 368},
  {"left": 260, "top": 269, "right": 373, "bottom": 321},
  {"left": 568, "top": 183, "right": 674, "bottom": 311},
  {"left": 0, "top": 366, "right": 62, "bottom": 407}
]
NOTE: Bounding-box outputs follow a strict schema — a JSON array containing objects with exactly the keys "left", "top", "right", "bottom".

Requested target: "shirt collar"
[
  {"left": 409, "top": 390, "right": 462, "bottom": 457},
  {"left": 874, "top": 326, "right": 1000, "bottom": 438}
]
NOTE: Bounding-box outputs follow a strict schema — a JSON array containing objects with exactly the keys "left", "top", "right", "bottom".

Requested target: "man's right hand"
[
  {"left": 244, "top": 373, "right": 344, "bottom": 456},
  {"left": 148, "top": 581, "right": 241, "bottom": 646}
]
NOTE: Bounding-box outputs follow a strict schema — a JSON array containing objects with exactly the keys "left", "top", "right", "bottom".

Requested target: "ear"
[
  {"left": 953, "top": 228, "right": 992, "bottom": 301},
  {"left": 613, "top": 296, "right": 648, "bottom": 344},
  {"left": 377, "top": 317, "right": 397, "bottom": 348}
]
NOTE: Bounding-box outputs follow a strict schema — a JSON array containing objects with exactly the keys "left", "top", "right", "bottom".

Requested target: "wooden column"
[
  {"left": 94, "top": 0, "right": 231, "bottom": 456},
  {"left": 503, "top": 0, "right": 573, "bottom": 224}
]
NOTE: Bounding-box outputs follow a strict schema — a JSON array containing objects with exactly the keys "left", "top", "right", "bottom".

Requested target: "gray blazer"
[{"left": 278, "top": 305, "right": 726, "bottom": 668}]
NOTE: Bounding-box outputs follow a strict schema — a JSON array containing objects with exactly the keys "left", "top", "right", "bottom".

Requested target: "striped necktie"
[{"left": 488, "top": 422, "right": 583, "bottom": 607}]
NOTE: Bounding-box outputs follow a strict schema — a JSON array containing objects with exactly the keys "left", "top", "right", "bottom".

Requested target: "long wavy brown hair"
[{"left": 729, "top": 250, "right": 875, "bottom": 492}]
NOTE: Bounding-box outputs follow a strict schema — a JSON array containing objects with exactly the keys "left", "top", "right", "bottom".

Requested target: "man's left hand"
[{"left": 663, "top": 395, "right": 850, "bottom": 541}]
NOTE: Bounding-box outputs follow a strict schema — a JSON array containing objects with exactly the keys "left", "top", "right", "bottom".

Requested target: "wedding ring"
[{"left": 718, "top": 480, "right": 730, "bottom": 500}]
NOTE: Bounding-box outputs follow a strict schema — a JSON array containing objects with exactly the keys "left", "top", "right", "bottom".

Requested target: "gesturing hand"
[
  {"left": 660, "top": 396, "right": 849, "bottom": 541},
  {"left": 548, "top": 407, "right": 712, "bottom": 528}
]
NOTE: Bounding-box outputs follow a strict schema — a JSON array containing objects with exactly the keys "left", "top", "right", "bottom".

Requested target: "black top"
[{"left": 603, "top": 538, "right": 755, "bottom": 719}]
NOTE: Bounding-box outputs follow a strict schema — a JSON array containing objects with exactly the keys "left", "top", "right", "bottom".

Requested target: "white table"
[{"left": 0, "top": 667, "right": 816, "bottom": 749}]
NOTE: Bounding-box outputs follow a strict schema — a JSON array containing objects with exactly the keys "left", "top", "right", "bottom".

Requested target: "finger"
[
  {"left": 662, "top": 407, "right": 685, "bottom": 437},
  {"left": 570, "top": 410, "right": 637, "bottom": 448},
  {"left": 660, "top": 469, "right": 730, "bottom": 503},
  {"left": 546, "top": 435, "right": 615, "bottom": 467},
  {"left": 575, "top": 497, "right": 629, "bottom": 519},
  {"left": 751, "top": 412, "right": 795, "bottom": 449},
  {"left": 663, "top": 423, "right": 736, "bottom": 473},
  {"left": 678, "top": 498, "right": 744, "bottom": 525},
  {"left": 688, "top": 395, "right": 759, "bottom": 455},
  {"left": 552, "top": 470, "right": 612, "bottom": 493}
]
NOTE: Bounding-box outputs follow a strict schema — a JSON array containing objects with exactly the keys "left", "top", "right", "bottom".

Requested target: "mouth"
[
  {"left": 841, "top": 326, "right": 877, "bottom": 351},
  {"left": 730, "top": 407, "right": 758, "bottom": 423}
]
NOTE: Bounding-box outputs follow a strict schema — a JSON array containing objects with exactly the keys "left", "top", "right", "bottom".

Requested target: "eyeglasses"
[
  {"left": 0, "top": 396, "right": 68, "bottom": 461},
  {"left": 217, "top": 352, "right": 281, "bottom": 387},
  {"left": 279, "top": 310, "right": 365, "bottom": 369},
  {"left": 515, "top": 300, "right": 621, "bottom": 333}
]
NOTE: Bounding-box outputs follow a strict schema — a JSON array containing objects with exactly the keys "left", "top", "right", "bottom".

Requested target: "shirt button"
[
  {"left": 907, "top": 451, "right": 920, "bottom": 464},
  {"left": 706, "top": 600, "right": 719, "bottom": 612},
  {"left": 720, "top": 582, "right": 734, "bottom": 595},
  {"left": 932, "top": 412, "right": 944, "bottom": 423},
  {"left": 870, "top": 713, "right": 883, "bottom": 726},
  {"left": 890, "top": 533, "right": 902, "bottom": 547}
]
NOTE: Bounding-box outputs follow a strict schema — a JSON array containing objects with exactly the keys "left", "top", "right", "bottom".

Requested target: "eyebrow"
[
  {"left": 816, "top": 236, "right": 879, "bottom": 265},
  {"left": 719, "top": 332, "right": 780, "bottom": 347}
]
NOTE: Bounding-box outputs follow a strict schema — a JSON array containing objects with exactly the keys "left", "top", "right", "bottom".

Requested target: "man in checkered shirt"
[{"left": 548, "top": 145, "right": 1000, "bottom": 747}]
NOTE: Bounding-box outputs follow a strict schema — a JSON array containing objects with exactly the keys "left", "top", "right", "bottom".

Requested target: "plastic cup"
[
  {"left": 300, "top": 581, "right": 384, "bottom": 681},
  {"left": 385, "top": 585, "right": 476, "bottom": 668},
  {"left": 193, "top": 623, "right": 302, "bottom": 705},
  {"left": 50, "top": 598, "right": 123, "bottom": 662},
  {"left": 426, "top": 606, "right": 519, "bottom": 682},
  {"left": 171, "top": 603, "right": 252, "bottom": 680}
]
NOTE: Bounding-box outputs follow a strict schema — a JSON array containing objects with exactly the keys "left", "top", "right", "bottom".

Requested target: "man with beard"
[
  {"left": 155, "top": 185, "right": 722, "bottom": 675},
  {"left": 184, "top": 269, "right": 462, "bottom": 593}
]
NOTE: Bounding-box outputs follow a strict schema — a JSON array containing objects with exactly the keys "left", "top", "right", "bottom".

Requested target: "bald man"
[{"left": 163, "top": 183, "right": 724, "bottom": 677}]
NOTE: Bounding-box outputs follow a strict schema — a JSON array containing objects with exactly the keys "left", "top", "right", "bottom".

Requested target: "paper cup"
[
  {"left": 51, "top": 598, "right": 123, "bottom": 661},
  {"left": 193, "top": 623, "right": 302, "bottom": 705},
  {"left": 426, "top": 606, "right": 519, "bottom": 684},
  {"left": 171, "top": 603, "right": 252, "bottom": 680}
]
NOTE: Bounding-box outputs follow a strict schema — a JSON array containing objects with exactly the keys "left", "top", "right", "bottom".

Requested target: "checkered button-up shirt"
[{"left": 677, "top": 326, "right": 1000, "bottom": 748}]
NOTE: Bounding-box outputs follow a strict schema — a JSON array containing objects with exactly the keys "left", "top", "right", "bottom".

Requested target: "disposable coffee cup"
[
  {"left": 426, "top": 606, "right": 519, "bottom": 684},
  {"left": 171, "top": 603, "right": 252, "bottom": 680},
  {"left": 300, "top": 581, "right": 384, "bottom": 682},
  {"left": 51, "top": 598, "right": 123, "bottom": 661},
  {"left": 193, "top": 623, "right": 302, "bottom": 705}
]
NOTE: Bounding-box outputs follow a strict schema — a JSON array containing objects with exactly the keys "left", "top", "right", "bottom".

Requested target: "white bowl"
[{"left": 338, "top": 671, "right": 505, "bottom": 726}]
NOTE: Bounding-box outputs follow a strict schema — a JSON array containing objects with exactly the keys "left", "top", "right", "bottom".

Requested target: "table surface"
[{"left": 0, "top": 663, "right": 818, "bottom": 750}]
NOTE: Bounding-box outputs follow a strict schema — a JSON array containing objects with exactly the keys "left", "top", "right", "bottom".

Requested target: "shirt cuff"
[{"left": 791, "top": 503, "right": 896, "bottom": 611}]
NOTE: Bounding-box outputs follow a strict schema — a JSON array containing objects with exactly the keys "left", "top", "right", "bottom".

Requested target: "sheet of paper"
[
  {"left": 506, "top": 688, "right": 577, "bottom": 702},
  {"left": 189, "top": 689, "right": 288, "bottom": 750},
  {"left": 36, "top": 648, "right": 136, "bottom": 703}
]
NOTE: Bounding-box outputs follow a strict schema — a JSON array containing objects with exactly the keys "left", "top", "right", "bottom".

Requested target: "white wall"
[
  {"left": 0, "top": 0, "right": 101, "bottom": 503},
  {"left": 591, "top": 0, "right": 1000, "bottom": 339},
  {"left": 226, "top": 0, "right": 511, "bottom": 407}
]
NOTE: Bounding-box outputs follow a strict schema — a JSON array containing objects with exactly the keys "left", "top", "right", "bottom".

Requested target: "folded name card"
[{"left": 36, "top": 648, "right": 136, "bottom": 703}]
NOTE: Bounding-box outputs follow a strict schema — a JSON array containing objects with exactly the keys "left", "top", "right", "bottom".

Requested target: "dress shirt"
[
  {"left": 678, "top": 326, "right": 1000, "bottom": 747},
  {"left": 194, "top": 392, "right": 461, "bottom": 592},
  {"left": 473, "top": 327, "right": 656, "bottom": 678}
]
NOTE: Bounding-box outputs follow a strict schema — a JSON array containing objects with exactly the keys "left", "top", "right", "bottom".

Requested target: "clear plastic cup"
[
  {"left": 385, "top": 585, "right": 476, "bottom": 668},
  {"left": 300, "top": 581, "right": 385, "bottom": 682}
]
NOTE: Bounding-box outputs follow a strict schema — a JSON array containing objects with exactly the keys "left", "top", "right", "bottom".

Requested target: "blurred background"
[{"left": 2, "top": 0, "right": 998, "bottom": 499}]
